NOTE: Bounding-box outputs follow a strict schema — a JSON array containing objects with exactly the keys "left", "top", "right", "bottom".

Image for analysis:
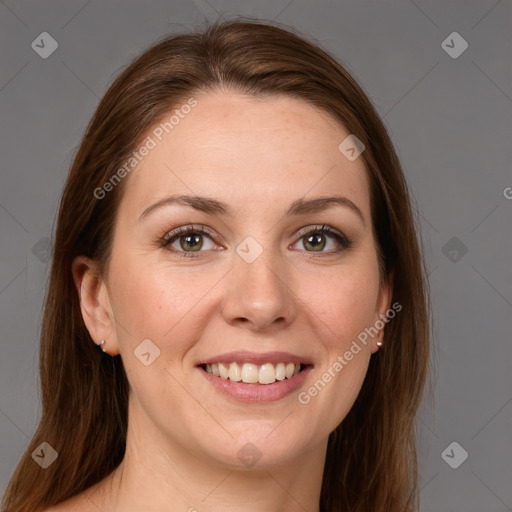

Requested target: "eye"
[
  {"left": 160, "top": 224, "right": 352, "bottom": 258},
  {"left": 291, "top": 225, "right": 353, "bottom": 254},
  {"left": 160, "top": 225, "right": 220, "bottom": 258}
]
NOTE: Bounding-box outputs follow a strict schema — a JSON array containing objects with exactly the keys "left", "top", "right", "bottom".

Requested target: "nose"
[{"left": 221, "top": 246, "right": 296, "bottom": 332}]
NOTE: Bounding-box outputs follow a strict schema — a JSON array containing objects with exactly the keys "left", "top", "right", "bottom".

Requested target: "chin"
[{"left": 196, "top": 431, "right": 311, "bottom": 470}]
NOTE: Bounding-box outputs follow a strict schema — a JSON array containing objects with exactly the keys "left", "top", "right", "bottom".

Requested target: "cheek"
[
  {"left": 304, "top": 265, "right": 380, "bottom": 345},
  {"left": 111, "top": 268, "right": 170, "bottom": 335},
  {"left": 301, "top": 274, "right": 377, "bottom": 428},
  {"left": 109, "top": 255, "right": 218, "bottom": 355},
  {"left": 333, "top": 285, "right": 377, "bottom": 340},
  {"left": 303, "top": 260, "right": 379, "bottom": 424}
]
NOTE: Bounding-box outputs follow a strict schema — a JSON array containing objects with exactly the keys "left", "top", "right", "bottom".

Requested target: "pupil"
[
  {"left": 182, "top": 234, "right": 202, "bottom": 251},
  {"left": 307, "top": 234, "right": 325, "bottom": 251}
]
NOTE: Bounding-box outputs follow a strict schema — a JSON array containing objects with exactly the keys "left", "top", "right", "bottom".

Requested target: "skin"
[{"left": 61, "top": 91, "right": 393, "bottom": 512}]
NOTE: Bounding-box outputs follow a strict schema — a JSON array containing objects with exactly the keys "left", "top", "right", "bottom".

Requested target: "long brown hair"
[{"left": 2, "top": 18, "right": 431, "bottom": 512}]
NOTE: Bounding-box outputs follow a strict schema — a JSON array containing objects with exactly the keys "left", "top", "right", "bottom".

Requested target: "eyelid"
[
  {"left": 162, "top": 224, "right": 223, "bottom": 243},
  {"left": 294, "top": 224, "right": 346, "bottom": 241},
  {"left": 161, "top": 223, "right": 352, "bottom": 254},
  {"left": 164, "top": 224, "right": 344, "bottom": 242}
]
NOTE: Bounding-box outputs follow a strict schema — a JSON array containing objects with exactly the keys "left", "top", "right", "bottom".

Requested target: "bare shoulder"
[
  {"left": 39, "top": 483, "right": 108, "bottom": 512},
  {"left": 38, "top": 492, "right": 90, "bottom": 512},
  {"left": 36, "top": 470, "right": 117, "bottom": 512},
  {"left": 38, "top": 495, "right": 81, "bottom": 512}
]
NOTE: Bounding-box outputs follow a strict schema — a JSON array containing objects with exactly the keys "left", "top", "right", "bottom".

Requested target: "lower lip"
[{"left": 198, "top": 365, "right": 313, "bottom": 403}]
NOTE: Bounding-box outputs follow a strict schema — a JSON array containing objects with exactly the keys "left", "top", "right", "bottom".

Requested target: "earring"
[
  {"left": 98, "top": 340, "right": 106, "bottom": 352},
  {"left": 376, "top": 340, "right": 383, "bottom": 347}
]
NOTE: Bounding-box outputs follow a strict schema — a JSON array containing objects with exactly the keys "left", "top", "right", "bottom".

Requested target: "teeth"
[
  {"left": 259, "top": 363, "right": 276, "bottom": 384},
  {"left": 241, "top": 363, "right": 259, "bottom": 383},
  {"left": 218, "top": 362, "right": 229, "bottom": 379},
  {"left": 204, "top": 362, "right": 303, "bottom": 384},
  {"left": 228, "top": 362, "right": 241, "bottom": 382}
]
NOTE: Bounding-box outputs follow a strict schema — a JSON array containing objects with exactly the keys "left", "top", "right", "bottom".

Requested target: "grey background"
[{"left": 1, "top": 0, "right": 511, "bottom": 510}]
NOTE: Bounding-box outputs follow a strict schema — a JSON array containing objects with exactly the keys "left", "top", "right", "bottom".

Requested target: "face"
[{"left": 75, "top": 91, "right": 392, "bottom": 471}]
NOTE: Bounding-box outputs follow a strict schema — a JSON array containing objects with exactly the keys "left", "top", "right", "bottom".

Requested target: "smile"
[
  {"left": 196, "top": 350, "right": 313, "bottom": 403},
  {"left": 202, "top": 362, "right": 304, "bottom": 385}
]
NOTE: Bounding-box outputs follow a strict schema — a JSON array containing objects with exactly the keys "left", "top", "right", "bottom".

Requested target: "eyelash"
[{"left": 160, "top": 224, "right": 353, "bottom": 259}]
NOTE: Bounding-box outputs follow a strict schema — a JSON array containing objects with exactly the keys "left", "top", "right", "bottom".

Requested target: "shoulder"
[
  {"left": 36, "top": 471, "right": 116, "bottom": 512},
  {"left": 38, "top": 494, "right": 85, "bottom": 512},
  {"left": 38, "top": 485, "right": 106, "bottom": 512}
]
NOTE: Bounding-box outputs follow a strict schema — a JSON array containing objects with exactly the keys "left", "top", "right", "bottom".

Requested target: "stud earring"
[
  {"left": 98, "top": 340, "right": 106, "bottom": 352},
  {"left": 376, "top": 340, "right": 383, "bottom": 347}
]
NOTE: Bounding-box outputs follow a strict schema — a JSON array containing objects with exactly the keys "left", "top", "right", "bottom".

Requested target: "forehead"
[{"left": 118, "top": 91, "right": 371, "bottom": 221}]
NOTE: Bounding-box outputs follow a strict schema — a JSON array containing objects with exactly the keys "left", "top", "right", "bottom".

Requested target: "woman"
[{"left": 2, "top": 18, "right": 431, "bottom": 512}]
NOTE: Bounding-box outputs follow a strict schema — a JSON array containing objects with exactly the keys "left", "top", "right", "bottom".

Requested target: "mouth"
[
  {"left": 198, "top": 361, "right": 311, "bottom": 385},
  {"left": 195, "top": 351, "right": 313, "bottom": 403}
]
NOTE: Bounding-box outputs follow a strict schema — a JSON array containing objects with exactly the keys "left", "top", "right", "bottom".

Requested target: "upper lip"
[{"left": 196, "top": 350, "right": 313, "bottom": 367}]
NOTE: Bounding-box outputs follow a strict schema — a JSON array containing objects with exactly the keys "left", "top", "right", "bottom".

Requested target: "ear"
[
  {"left": 370, "top": 268, "right": 395, "bottom": 354},
  {"left": 71, "top": 255, "right": 120, "bottom": 355}
]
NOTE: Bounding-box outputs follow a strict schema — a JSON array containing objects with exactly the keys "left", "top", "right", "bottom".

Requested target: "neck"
[{"left": 93, "top": 401, "right": 327, "bottom": 512}]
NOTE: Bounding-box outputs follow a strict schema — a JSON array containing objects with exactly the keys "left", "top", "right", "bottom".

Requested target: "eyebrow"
[{"left": 138, "top": 194, "right": 365, "bottom": 225}]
